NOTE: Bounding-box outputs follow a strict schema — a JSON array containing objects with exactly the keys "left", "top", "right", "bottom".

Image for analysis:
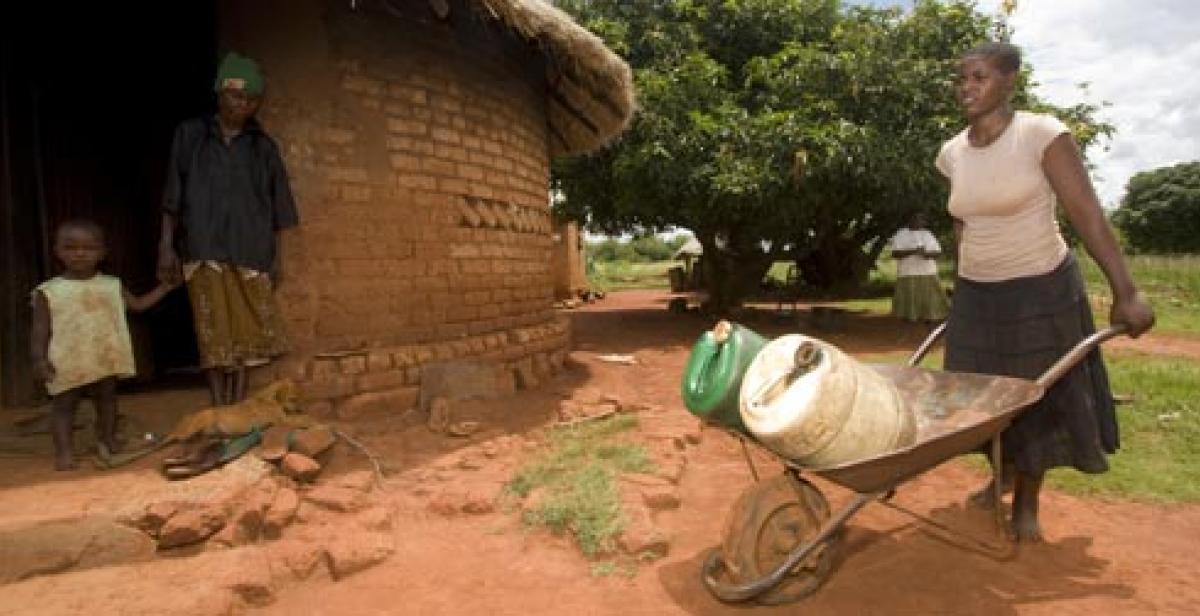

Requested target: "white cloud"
[{"left": 978, "top": 0, "right": 1200, "bottom": 206}]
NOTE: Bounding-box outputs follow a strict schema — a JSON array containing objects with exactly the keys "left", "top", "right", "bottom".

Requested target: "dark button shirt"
[{"left": 162, "top": 116, "right": 299, "bottom": 272}]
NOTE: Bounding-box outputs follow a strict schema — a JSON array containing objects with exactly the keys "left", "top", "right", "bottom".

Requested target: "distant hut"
[
  {"left": 550, "top": 219, "right": 589, "bottom": 301},
  {"left": 671, "top": 237, "right": 704, "bottom": 292}
]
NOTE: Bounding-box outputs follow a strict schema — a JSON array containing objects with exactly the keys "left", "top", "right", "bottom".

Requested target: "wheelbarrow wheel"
[{"left": 718, "top": 473, "right": 840, "bottom": 605}]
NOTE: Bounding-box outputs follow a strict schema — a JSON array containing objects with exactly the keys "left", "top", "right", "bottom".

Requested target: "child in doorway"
[{"left": 30, "top": 219, "right": 177, "bottom": 470}]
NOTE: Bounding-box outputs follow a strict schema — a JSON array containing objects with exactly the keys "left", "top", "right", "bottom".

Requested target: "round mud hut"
[
  {"left": 223, "top": 0, "right": 635, "bottom": 414},
  {"left": 0, "top": 0, "right": 631, "bottom": 408}
]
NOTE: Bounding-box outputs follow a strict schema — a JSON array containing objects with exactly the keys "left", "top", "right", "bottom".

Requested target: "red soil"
[
  {"left": 1, "top": 289, "right": 1197, "bottom": 615},
  {"left": 266, "top": 290, "right": 1200, "bottom": 615}
]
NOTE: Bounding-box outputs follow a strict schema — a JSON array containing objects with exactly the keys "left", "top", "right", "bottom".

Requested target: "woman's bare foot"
[
  {"left": 97, "top": 440, "right": 121, "bottom": 462},
  {"left": 970, "top": 481, "right": 998, "bottom": 508},
  {"left": 969, "top": 476, "right": 1013, "bottom": 509},
  {"left": 1011, "top": 507, "right": 1044, "bottom": 542},
  {"left": 1011, "top": 471, "right": 1045, "bottom": 542}
]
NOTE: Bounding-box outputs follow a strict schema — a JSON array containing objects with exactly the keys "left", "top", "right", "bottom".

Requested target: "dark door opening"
[{"left": 1, "top": 2, "right": 219, "bottom": 407}]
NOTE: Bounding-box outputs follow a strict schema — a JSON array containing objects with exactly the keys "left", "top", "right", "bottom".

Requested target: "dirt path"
[
  {"left": 1108, "top": 331, "right": 1200, "bottom": 359},
  {"left": 2, "top": 289, "right": 1197, "bottom": 614},
  {"left": 260, "top": 290, "right": 1200, "bottom": 615}
]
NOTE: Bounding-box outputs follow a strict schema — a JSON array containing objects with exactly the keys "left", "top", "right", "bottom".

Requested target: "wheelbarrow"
[{"left": 701, "top": 323, "right": 1128, "bottom": 605}]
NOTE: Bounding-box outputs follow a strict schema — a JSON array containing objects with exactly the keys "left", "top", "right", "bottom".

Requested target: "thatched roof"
[{"left": 470, "top": 0, "right": 635, "bottom": 157}]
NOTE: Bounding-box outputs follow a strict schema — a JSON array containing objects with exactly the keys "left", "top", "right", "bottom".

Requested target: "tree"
[
  {"left": 553, "top": 0, "right": 1111, "bottom": 311},
  {"left": 1113, "top": 162, "right": 1200, "bottom": 254},
  {"left": 631, "top": 235, "right": 676, "bottom": 261},
  {"left": 589, "top": 238, "right": 640, "bottom": 262}
]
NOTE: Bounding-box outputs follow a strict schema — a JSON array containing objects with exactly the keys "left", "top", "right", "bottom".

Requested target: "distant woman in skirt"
[
  {"left": 889, "top": 212, "right": 949, "bottom": 325},
  {"left": 936, "top": 42, "right": 1154, "bottom": 541}
]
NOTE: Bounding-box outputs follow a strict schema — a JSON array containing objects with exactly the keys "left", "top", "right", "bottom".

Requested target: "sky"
[{"left": 859, "top": 0, "right": 1199, "bottom": 207}]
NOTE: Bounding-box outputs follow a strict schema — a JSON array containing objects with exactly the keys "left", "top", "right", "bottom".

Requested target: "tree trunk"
[
  {"left": 697, "top": 230, "right": 775, "bottom": 314},
  {"left": 795, "top": 236, "right": 873, "bottom": 294}
]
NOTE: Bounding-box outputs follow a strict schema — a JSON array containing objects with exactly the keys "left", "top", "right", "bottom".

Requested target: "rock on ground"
[
  {"left": 157, "top": 505, "right": 228, "bottom": 549},
  {"left": 326, "top": 533, "right": 395, "bottom": 580},
  {"left": 281, "top": 452, "right": 322, "bottom": 483},
  {"left": 263, "top": 487, "right": 301, "bottom": 539},
  {"left": 291, "top": 426, "right": 338, "bottom": 458},
  {"left": 304, "top": 485, "right": 369, "bottom": 513},
  {"left": 0, "top": 517, "right": 157, "bottom": 584}
]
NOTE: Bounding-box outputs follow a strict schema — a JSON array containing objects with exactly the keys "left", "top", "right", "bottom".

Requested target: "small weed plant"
[{"left": 507, "top": 414, "right": 654, "bottom": 556}]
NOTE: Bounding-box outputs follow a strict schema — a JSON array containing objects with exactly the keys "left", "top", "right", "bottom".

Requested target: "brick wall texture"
[{"left": 222, "top": 0, "right": 570, "bottom": 410}]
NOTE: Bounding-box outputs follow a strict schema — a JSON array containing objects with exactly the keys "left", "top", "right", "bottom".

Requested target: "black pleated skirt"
[{"left": 944, "top": 254, "right": 1116, "bottom": 474}]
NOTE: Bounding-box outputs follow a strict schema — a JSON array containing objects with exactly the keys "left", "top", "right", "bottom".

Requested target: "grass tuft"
[{"left": 507, "top": 414, "right": 654, "bottom": 556}]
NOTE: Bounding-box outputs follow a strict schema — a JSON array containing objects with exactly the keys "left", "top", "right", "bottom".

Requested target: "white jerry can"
[{"left": 739, "top": 334, "right": 917, "bottom": 467}]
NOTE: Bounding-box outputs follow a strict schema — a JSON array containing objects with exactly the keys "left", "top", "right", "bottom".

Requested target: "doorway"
[{"left": 1, "top": 2, "right": 219, "bottom": 406}]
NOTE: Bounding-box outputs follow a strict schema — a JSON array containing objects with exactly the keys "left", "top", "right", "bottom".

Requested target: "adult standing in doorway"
[
  {"left": 888, "top": 212, "right": 949, "bottom": 325},
  {"left": 157, "top": 52, "right": 298, "bottom": 406},
  {"left": 936, "top": 42, "right": 1153, "bottom": 541}
]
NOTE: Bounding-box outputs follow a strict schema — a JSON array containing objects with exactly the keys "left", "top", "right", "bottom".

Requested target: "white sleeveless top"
[{"left": 34, "top": 275, "right": 136, "bottom": 394}]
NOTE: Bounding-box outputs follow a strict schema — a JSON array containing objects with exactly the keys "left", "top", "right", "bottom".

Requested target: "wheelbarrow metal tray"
[{"left": 804, "top": 365, "right": 1044, "bottom": 494}]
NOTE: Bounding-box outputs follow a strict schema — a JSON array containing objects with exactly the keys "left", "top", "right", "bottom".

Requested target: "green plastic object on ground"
[{"left": 681, "top": 321, "right": 769, "bottom": 430}]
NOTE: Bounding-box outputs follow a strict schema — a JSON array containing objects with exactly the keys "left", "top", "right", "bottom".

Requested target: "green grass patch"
[
  {"left": 857, "top": 348, "right": 944, "bottom": 369},
  {"left": 507, "top": 414, "right": 654, "bottom": 556},
  {"left": 1079, "top": 252, "right": 1200, "bottom": 336},
  {"left": 589, "top": 260, "right": 675, "bottom": 291},
  {"left": 1044, "top": 351, "right": 1200, "bottom": 502},
  {"left": 589, "top": 561, "right": 637, "bottom": 578},
  {"left": 863, "top": 348, "right": 1199, "bottom": 502}
]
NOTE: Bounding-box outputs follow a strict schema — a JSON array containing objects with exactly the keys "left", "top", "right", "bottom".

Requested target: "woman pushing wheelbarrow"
[
  {"left": 937, "top": 41, "right": 1152, "bottom": 541},
  {"left": 681, "top": 41, "right": 1154, "bottom": 605}
]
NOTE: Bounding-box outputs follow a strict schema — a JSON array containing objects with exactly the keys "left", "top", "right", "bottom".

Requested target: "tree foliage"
[
  {"left": 1113, "top": 162, "right": 1200, "bottom": 254},
  {"left": 589, "top": 235, "right": 689, "bottom": 262},
  {"left": 552, "top": 0, "right": 1111, "bottom": 309}
]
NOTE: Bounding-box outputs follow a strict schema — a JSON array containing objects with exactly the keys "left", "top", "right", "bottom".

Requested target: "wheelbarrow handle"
[
  {"left": 909, "top": 323, "right": 1130, "bottom": 388},
  {"left": 907, "top": 321, "right": 948, "bottom": 367},
  {"left": 1035, "top": 324, "right": 1128, "bottom": 388}
]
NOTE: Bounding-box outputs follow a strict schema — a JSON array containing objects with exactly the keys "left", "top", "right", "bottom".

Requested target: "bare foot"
[
  {"left": 969, "top": 478, "right": 1012, "bottom": 509},
  {"left": 969, "top": 481, "right": 998, "bottom": 509},
  {"left": 96, "top": 442, "right": 116, "bottom": 464},
  {"left": 1011, "top": 507, "right": 1044, "bottom": 543}
]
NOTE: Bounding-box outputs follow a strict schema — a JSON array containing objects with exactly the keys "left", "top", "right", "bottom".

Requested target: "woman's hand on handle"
[{"left": 1110, "top": 291, "right": 1155, "bottom": 338}]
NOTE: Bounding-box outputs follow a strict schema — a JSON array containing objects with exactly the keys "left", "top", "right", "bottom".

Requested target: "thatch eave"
[{"left": 470, "top": 0, "right": 635, "bottom": 157}]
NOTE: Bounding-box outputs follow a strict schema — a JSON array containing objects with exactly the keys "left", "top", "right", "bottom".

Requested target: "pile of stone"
[
  {"left": 443, "top": 390, "right": 703, "bottom": 562},
  {"left": 115, "top": 421, "right": 397, "bottom": 588},
  {"left": 123, "top": 461, "right": 377, "bottom": 546},
  {"left": 257, "top": 425, "right": 339, "bottom": 483}
]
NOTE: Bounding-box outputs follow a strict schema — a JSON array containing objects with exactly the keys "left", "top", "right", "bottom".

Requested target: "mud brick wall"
[{"left": 218, "top": 0, "right": 569, "bottom": 412}]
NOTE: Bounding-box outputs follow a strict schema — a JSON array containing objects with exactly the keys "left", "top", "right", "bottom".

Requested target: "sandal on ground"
[
  {"left": 162, "top": 434, "right": 210, "bottom": 467},
  {"left": 219, "top": 427, "right": 263, "bottom": 464},
  {"left": 162, "top": 439, "right": 226, "bottom": 480}
]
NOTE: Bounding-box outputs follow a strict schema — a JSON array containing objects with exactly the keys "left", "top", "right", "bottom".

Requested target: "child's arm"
[
  {"left": 29, "top": 291, "right": 55, "bottom": 382},
  {"left": 123, "top": 281, "right": 176, "bottom": 313}
]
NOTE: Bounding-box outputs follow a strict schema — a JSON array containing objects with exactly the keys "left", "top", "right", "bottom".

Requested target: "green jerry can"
[{"left": 681, "top": 320, "right": 768, "bottom": 431}]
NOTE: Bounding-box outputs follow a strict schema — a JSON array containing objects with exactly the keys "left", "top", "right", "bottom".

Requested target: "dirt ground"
[{"left": 2, "top": 289, "right": 1198, "bottom": 615}]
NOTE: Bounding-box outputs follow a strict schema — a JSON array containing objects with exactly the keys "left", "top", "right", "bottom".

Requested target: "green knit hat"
[{"left": 214, "top": 52, "right": 265, "bottom": 96}]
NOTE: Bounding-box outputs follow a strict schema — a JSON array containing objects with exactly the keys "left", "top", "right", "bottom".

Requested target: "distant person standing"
[
  {"left": 157, "top": 52, "right": 299, "bottom": 406},
  {"left": 888, "top": 213, "right": 949, "bottom": 324}
]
